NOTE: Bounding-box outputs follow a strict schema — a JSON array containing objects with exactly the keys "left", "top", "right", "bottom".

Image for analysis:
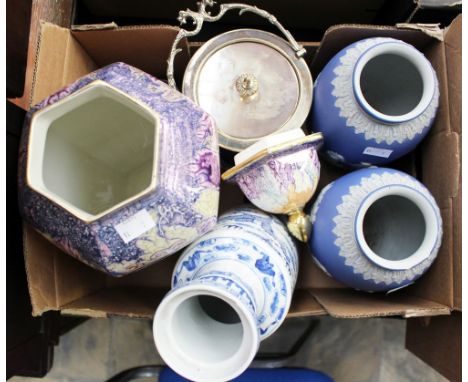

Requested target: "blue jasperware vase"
[
  {"left": 309, "top": 168, "right": 442, "bottom": 292},
  {"left": 153, "top": 207, "right": 298, "bottom": 382},
  {"left": 311, "top": 37, "right": 439, "bottom": 167}
]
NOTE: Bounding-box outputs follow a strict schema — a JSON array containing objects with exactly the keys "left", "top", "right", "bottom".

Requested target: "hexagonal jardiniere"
[{"left": 18, "top": 62, "right": 220, "bottom": 276}]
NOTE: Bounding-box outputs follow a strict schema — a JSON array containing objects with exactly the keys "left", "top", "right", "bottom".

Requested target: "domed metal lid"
[{"left": 167, "top": 1, "right": 313, "bottom": 152}]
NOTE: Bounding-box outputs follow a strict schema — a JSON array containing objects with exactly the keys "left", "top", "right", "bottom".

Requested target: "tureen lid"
[
  {"left": 167, "top": 1, "right": 313, "bottom": 152},
  {"left": 221, "top": 131, "right": 323, "bottom": 181}
]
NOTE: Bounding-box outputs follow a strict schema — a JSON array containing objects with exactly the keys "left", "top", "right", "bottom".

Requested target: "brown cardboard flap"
[
  {"left": 424, "top": 41, "right": 450, "bottom": 137},
  {"left": 24, "top": 225, "right": 106, "bottom": 316},
  {"left": 311, "top": 289, "right": 450, "bottom": 318},
  {"left": 296, "top": 244, "right": 346, "bottom": 289},
  {"left": 54, "top": 242, "right": 107, "bottom": 310},
  {"left": 31, "top": 22, "right": 97, "bottom": 107},
  {"left": 444, "top": 15, "right": 462, "bottom": 311},
  {"left": 72, "top": 23, "right": 119, "bottom": 31},
  {"left": 453, "top": 191, "right": 461, "bottom": 310},
  {"left": 288, "top": 290, "right": 327, "bottom": 317},
  {"left": 408, "top": 207, "right": 454, "bottom": 307},
  {"left": 71, "top": 26, "right": 190, "bottom": 81},
  {"left": 395, "top": 23, "right": 444, "bottom": 40},
  {"left": 62, "top": 286, "right": 168, "bottom": 319},
  {"left": 62, "top": 288, "right": 327, "bottom": 319},
  {"left": 23, "top": 225, "right": 59, "bottom": 315},
  {"left": 417, "top": 118, "right": 460, "bottom": 310},
  {"left": 422, "top": 132, "right": 460, "bottom": 208},
  {"left": 107, "top": 253, "right": 179, "bottom": 289},
  {"left": 310, "top": 24, "right": 435, "bottom": 77},
  {"left": 406, "top": 313, "right": 461, "bottom": 381},
  {"left": 444, "top": 15, "right": 462, "bottom": 135}
]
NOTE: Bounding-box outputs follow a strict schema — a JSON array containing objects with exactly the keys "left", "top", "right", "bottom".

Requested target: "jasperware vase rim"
[
  {"left": 354, "top": 183, "right": 441, "bottom": 271},
  {"left": 352, "top": 40, "right": 436, "bottom": 125}
]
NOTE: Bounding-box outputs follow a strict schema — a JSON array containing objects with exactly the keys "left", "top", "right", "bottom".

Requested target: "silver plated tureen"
[{"left": 167, "top": 0, "right": 313, "bottom": 152}]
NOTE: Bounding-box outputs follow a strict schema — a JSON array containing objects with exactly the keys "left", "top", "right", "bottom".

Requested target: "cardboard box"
[
  {"left": 74, "top": 0, "right": 388, "bottom": 37},
  {"left": 375, "top": 0, "right": 462, "bottom": 27},
  {"left": 21, "top": 15, "right": 461, "bottom": 379}
]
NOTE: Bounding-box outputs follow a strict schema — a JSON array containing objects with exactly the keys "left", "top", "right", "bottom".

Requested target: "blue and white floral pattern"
[
  {"left": 18, "top": 63, "right": 220, "bottom": 276},
  {"left": 172, "top": 207, "right": 298, "bottom": 339},
  {"left": 217, "top": 207, "right": 298, "bottom": 280}
]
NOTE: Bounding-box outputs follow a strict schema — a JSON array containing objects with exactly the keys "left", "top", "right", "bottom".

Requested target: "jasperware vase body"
[
  {"left": 311, "top": 38, "right": 439, "bottom": 167},
  {"left": 309, "top": 168, "right": 442, "bottom": 292}
]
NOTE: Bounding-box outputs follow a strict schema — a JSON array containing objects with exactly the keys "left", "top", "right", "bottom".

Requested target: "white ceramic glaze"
[
  {"left": 153, "top": 283, "right": 259, "bottom": 382},
  {"left": 354, "top": 185, "right": 439, "bottom": 271},
  {"left": 234, "top": 129, "right": 305, "bottom": 165},
  {"left": 28, "top": 82, "right": 158, "bottom": 222},
  {"left": 353, "top": 41, "right": 436, "bottom": 124}
]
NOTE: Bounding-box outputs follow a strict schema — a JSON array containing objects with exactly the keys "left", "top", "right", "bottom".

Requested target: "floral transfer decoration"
[
  {"left": 230, "top": 140, "right": 321, "bottom": 214},
  {"left": 18, "top": 62, "right": 220, "bottom": 276},
  {"left": 172, "top": 207, "right": 297, "bottom": 339}
]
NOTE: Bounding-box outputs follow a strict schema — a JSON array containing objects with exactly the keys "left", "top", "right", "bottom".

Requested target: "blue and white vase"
[
  {"left": 311, "top": 37, "right": 439, "bottom": 167},
  {"left": 308, "top": 168, "right": 442, "bottom": 292},
  {"left": 153, "top": 207, "right": 298, "bottom": 382}
]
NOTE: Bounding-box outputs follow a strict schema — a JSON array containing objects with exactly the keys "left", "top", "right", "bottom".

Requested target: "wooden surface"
[
  {"left": 9, "top": 0, "right": 74, "bottom": 110},
  {"left": 6, "top": 0, "right": 32, "bottom": 98},
  {"left": 406, "top": 313, "right": 462, "bottom": 382},
  {"left": 6, "top": 101, "right": 87, "bottom": 378}
]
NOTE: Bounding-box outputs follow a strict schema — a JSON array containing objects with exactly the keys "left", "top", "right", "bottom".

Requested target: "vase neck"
[
  {"left": 153, "top": 282, "right": 260, "bottom": 382},
  {"left": 352, "top": 41, "right": 436, "bottom": 125},
  {"left": 195, "top": 259, "right": 264, "bottom": 316},
  {"left": 354, "top": 184, "right": 440, "bottom": 271}
]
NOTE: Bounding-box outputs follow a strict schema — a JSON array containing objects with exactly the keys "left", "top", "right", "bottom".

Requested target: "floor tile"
[
  {"left": 108, "top": 317, "right": 163, "bottom": 376},
  {"left": 9, "top": 316, "right": 449, "bottom": 382}
]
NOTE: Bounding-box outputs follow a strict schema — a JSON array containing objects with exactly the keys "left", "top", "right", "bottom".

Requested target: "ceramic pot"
[
  {"left": 153, "top": 207, "right": 298, "bottom": 382},
  {"left": 222, "top": 129, "right": 323, "bottom": 242},
  {"left": 18, "top": 62, "right": 220, "bottom": 276},
  {"left": 308, "top": 168, "right": 442, "bottom": 292},
  {"left": 311, "top": 37, "right": 439, "bottom": 167}
]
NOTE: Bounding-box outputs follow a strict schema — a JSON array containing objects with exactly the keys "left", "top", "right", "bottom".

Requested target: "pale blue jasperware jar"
[
  {"left": 308, "top": 167, "right": 442, "bottom": 292},
  {"left": 311, "top": 37, "right": 439, "bottom": 167}
]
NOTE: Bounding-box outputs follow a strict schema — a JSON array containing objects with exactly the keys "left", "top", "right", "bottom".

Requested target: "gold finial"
[{"left": 287, "top": 210, "right": 311, "bottom": 242}]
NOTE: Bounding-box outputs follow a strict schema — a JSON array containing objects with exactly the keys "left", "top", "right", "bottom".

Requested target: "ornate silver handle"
[{"left": 167, "top": 0, "right": 306, "bottom": 89}]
